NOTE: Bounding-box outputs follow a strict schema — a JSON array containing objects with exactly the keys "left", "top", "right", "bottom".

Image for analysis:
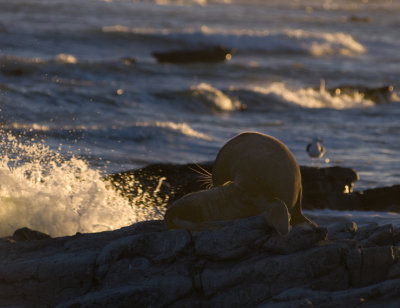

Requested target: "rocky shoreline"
[{"left": 0, "top": 164, "right": 399, "bottom": 307}]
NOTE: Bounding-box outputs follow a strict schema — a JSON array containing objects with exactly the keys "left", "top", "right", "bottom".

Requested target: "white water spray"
[{"left": 0, "top": 132, "right": 165, "bottom": 237}]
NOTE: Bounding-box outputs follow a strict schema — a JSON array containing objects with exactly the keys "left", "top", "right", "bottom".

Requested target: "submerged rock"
[
  {"left": 152, "top": 45, "right": 234, "bottom": 63},
  {"left": 1, "top": 218, "right": 400, "bottom": 307}
]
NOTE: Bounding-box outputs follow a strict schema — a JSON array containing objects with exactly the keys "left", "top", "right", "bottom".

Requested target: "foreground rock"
[
  {"left": 108, "top": 163, "right": 400, "bottom": 212},
  {"left": 1, "top": 217, "right": 400, "bottom": 307}
]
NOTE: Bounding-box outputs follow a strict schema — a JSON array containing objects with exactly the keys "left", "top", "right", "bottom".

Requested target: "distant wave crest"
[
  {"left": 53, "top": 53, "right": 78, "bottom": 64},
  {"left": 228, "top": 82, "right": 376, "bottom": 110},
  {"left": 250, "top": 82, "right": 374, "bottom": 109},
  {"left": 102, "top": 25, "right": 365, "bottom": 56},
  {"left": 189, "top": 83, "right": 243, "bottom": 112},
  {"left": 136, "top": 121, "right": 213, "bottom": 141}
]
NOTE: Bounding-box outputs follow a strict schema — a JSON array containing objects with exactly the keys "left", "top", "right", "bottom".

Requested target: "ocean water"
[{"left": 0, "top": 0, "right": 399, "bottom": 237}]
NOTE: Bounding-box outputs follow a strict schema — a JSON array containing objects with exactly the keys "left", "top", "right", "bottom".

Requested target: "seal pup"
[
  {"left": 306, "top": 138, "right": 325, "bottom": 165},
  {"left": 165, "top": 132, "right": 315, "bottom": 235}
]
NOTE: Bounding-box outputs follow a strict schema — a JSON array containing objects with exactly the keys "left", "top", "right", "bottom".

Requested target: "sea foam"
[
  {"left": 190, "top": 83, "right": 243, "bottom": 112},
  {"left": 0, "top": 132, "right": 165, "bottom": 237},
  {"left": 251, "top": 82, "right": 374, "bottom": 109},
  {"left": 135, "top": 121, "right": 213, "bottom": 141}
]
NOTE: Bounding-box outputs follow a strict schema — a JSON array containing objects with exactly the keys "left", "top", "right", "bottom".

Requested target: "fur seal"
[{"left": 165, "top": 132, "right": 315, "bottom": 235}]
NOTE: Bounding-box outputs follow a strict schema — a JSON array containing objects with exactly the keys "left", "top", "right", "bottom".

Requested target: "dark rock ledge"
[
  {"left": 108, "top": 163, "right": 400, "bottom": 212},
  {"left": 1, "top": 217, "right": 400, "bottom": 307}
]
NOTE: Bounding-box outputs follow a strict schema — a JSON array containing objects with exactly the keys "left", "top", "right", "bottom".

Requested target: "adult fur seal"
[{"left": 165, "top": 132, "right": 315, "bottom": 234}]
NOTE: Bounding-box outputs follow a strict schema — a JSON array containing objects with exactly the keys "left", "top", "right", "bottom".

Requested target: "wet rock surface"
[{"left": 1, "top": 218, "right": 400, "bottom": 307}]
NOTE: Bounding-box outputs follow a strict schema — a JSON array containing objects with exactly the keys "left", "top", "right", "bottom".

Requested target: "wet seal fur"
[{"left": 165, "top": 132, "right": 316, "bottom": 235}]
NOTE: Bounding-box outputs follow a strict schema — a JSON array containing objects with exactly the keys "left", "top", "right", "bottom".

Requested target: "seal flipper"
[
  {"left": 290, "top": 188, "right": 318, "bottom": 227},
  {"left": 251, "top": 196, "right": 290, "bottom": 235}
]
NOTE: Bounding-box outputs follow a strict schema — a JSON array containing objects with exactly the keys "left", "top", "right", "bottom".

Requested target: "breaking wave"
[
  {"left": 189, "top": 83, "right": 243, "bottom": 112},
  {"left": 246, "top": 82, "right": 375, "bottom": 110},
  {"left": 0, "top": 132, "right": 165, "bottom": 237},
  {"left": 135, "top": 121, "right": 213, "bottom": 141}
]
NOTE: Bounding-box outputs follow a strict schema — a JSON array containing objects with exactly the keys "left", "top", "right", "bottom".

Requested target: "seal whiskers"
[{"left": 189, "top": 163, "right": 213, "bottom": 189}]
